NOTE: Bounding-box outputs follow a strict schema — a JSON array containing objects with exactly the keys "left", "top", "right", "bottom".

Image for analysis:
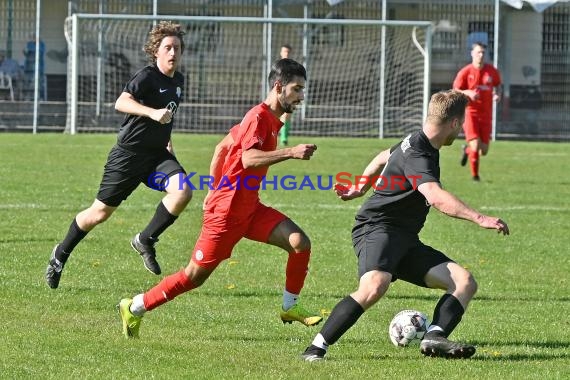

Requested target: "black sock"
[
  {"left": 139, "top": 202, "right": 178, "bottom": 244},
  {"left": 430, "top": 294, "right": 465, "bottom": 338},
  {"left": 319, "top": 295, "right": 365, "bottom": 346},
  {"left": 58, "top": 218, "right": 88, "bottom": 263}
]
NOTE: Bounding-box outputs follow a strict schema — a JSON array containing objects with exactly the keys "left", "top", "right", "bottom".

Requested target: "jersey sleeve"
[
  {"left": 492, "top": 66, "right": 502, "bottom": 87},
  {"left": 237, "top": 113, "right": 270, "bottom": 151},
  {"left": 404, "top": 151, "right": 439, "bottom": 187},
  {"left": 389, "top": 142, "right": 402, "bottom": 154},
  {"left": 123, "top": 69, "right": 150, "bottom": 98},
  {"left": 452, "top": 68, "right": 467, "bottom": 90}
]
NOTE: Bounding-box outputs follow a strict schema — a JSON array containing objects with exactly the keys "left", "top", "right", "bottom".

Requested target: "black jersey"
[
  {"left": 354, "top": 130, "right": 440, "bottom": 234},
  {"left": 116, "top": 65, "right": 184, "bottom": 151}
]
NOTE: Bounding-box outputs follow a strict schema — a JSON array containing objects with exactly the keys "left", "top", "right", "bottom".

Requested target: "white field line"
[
  {"left": 0, "top": 203, "right": 568, "bottom": 212},
  {"left": 276, "top": 204, "right": 569, "bottom": 212}
]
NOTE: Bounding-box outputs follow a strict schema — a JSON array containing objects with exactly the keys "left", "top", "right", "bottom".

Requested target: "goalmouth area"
[{"left": 65, "top": 14, "right": 432, "bottom": 139}]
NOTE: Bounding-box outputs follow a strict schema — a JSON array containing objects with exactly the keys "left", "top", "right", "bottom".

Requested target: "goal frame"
[{"left": 67, "top": 13, "right": 432, "bottom": 137}]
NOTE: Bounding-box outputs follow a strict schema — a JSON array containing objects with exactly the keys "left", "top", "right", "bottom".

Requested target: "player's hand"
[
  {"left": 477, "top": 215, "right": 510, "bottom": 235},
  {"left": 334, "top": 183, "right": 364, "bottom": 201},
  {"left": 463, "top": 89, "right": 479, "bottom": 101},
  {"left": 150, "top": 108, "right": 173, "bottom": 124},
  {"left": 291, "top": 144, "right": 317, "bottom": 160},
  {"left": 166, "top": 140, "right": 175, "bottom": 155}
]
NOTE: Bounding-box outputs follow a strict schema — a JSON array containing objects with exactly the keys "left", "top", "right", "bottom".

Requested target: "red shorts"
[
  {"left": 463, "top": 112, "right": 492, "bottom": 144},
  {"left": 191, "top": 202, "right": 288, "bottom": 269}
]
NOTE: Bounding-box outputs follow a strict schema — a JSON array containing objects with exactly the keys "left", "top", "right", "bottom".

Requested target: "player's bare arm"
[
  {"left": 335, "top": 148, "right": 391, "bottom": 200},
  {"left": 115, "top": 92, "right": 173, "bottom": 124},
  {"left": 454, "top": 88, "right": 479, "bottom": 101},
  {"left": 241, "top": 143, "right": 317, "bottom": 169},
  {"left": 418, "top": 181, "right": 509, "bottom": 235}
]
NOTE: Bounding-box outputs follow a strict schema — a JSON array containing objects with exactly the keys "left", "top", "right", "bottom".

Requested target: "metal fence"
[
  {"left": 66, "top": 14, "right": 432, "bottom": 138},
  {"left": 0, "top": 0, "right": 569, "bottom": 141}
]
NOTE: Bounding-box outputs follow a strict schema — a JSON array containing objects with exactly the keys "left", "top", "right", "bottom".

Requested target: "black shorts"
[
  {"left": 96, "top": 145, "right": 185, "bottom": 207},
  {"left": 352, "top": 224, "right": 453, "bottom": 287}
]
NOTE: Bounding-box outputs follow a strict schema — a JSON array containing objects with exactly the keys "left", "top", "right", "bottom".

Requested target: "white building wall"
[{"left": 508, "top": 9, "right": 542, "bottom": 85}]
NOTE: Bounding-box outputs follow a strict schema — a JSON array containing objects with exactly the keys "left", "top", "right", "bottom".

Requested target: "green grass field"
[{"left": 1, "top": 133, "right": 568, "bottom": 379}]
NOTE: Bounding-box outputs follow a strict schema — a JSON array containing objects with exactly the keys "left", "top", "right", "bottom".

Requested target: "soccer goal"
[{"left": 65, "top": 14, "right": 432, "bottom": 138}]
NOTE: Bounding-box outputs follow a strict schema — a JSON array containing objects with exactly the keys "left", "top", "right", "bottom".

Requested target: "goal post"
[{"left": 65, "top": 14, "right": 432, "bottom": 138}]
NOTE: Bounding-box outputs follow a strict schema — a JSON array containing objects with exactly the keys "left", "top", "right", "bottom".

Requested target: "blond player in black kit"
[
  {"left": 45, "top": 21, "right": 192, "bottom": 288},
  {"left": 302, "top": 90, "right": 510, "bottom": 361}
]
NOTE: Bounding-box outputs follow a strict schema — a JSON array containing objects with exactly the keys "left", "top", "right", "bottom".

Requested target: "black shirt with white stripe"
[{"left": 354, "top": 130, "right": 441, "bottom": 234}]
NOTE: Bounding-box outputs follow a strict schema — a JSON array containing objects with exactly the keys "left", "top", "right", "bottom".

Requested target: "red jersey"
[
  {"left": 453, "top": 63, "right": 501, "bottom": 118},
  {"left": 206, "top": 102, "right": 283, "bottom": 219}
]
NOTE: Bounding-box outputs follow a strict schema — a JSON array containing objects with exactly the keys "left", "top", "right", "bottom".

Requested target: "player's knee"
[
  {"left": 366, "top": 286, "right": 386, "bottom": 305},
  {"left": 457, "top": 272, "right": 478, "bottom": 297},
  {"left": 184, "top": 261, "right": 213, "bottom": 287},
  {"left": 467, "top": 275, "right": 478, "bottom": 296},
  {"left": 470, "top": 144, "right": 480, "bottom": 153},
  {"left": 169, "top": 187, "right": 192, "bottom": 206},
  {"left": 356, "top": 272, "right": 390, "bottom": 307},
  {"left": 170, "top": 176, "right": 193, "bottom": 203},
  {"left": 178, "top": 187, "right": 193, "bottom": 205},
  {"left": 92, "top": 208, "right": 113, "bottom": 224},
  {"left": 290, "top": 231, "right": 311, "bottom": 252},
  {"left": 357, "top": 282, "right": 388, "bottom": 308}
]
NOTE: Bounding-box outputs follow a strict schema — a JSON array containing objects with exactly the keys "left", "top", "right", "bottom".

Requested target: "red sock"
[
  {"left": 285, "top": 250, "right": 311, "bottom": 294},
  {"left": 143, "top": 269, "right": 196, "bottom": 311},
  {"left": 469, "top": 149, "right": 479, "bottom": 178}
]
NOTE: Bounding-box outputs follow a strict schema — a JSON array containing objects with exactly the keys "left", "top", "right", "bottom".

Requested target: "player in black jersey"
[
  {"left": 45, "top": 21, "right": 191, "bottom": 288},
  {"left": 302, "top": 90, "right": 510, "bottom": 361}
]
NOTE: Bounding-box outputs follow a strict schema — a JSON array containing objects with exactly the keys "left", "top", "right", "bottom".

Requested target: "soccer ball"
[{"left": 388, "top": 309, "right": 430, "bottom": 347}]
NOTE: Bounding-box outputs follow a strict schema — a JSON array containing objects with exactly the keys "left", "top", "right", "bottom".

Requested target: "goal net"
[{"left": 65, "top": 14, "right": 431, "bottom": 138}]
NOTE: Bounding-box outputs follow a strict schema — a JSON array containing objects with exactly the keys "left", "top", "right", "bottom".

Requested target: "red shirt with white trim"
[
  {"left": 206, "top": 102, "right": 283, "bottom": 219},
  {"left": 453, "top": 63, "right": 501, "bottom": 118}
]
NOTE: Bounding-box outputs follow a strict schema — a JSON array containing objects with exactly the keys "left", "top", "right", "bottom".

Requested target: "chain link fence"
[{"left": 0, "top": 0, "right": 568, "bottom": 141}]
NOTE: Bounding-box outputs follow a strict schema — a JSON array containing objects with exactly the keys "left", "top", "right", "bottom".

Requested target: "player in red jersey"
[
  {"left": 453, "top": 42, "right": 502, "bottom": 181},
  {"left": 118, "top": 58, "right": 323, "bottom": 338}
]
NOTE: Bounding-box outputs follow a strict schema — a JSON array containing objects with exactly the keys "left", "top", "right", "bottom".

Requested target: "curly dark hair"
[{"left": 143, "top": 21, "right": 185, "bottom": 63}]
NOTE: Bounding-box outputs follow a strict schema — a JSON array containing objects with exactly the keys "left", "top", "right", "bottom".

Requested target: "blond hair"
[{"left": 426, "top": 90, "right": 469, "bottom": 124}]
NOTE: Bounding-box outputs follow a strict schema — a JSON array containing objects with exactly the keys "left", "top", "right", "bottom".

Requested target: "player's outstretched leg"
[
  {"left": 280, "top": 304, "right": 322, "bottom": 326},
  {"left": 131, "top": 233, "right": 161, "bottom": 275},
  {"left": 420, "top": 332, "right": 476, "bottom": 359},
  {"left": 117, "top": 298, "right": 143, "bottom": 338}
]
